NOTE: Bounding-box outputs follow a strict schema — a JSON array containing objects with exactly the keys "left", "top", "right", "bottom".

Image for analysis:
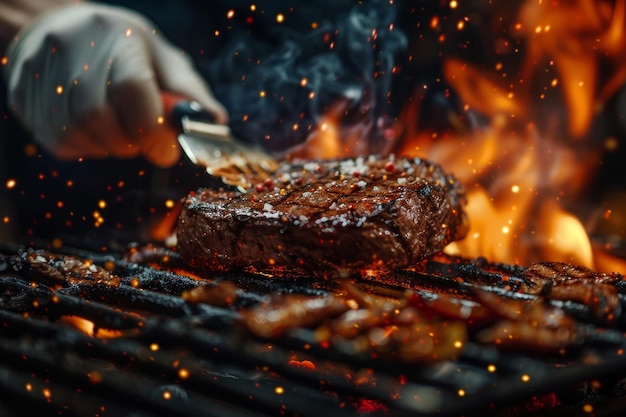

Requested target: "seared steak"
[{"left": 176, "top": 155, "right": 468, "bottom": 273}]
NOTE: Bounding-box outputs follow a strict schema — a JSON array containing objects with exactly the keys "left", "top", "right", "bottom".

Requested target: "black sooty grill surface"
[{"left": 1, "top": 241, "right": 626, "bottom": 417}]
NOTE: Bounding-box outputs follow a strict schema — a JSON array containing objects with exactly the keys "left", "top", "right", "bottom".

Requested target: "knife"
[{"left": 168, "top": 99, "right": 278, "bottom": 191}]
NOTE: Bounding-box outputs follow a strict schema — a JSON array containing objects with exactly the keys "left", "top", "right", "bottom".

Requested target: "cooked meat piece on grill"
[
  {"left": 521, "top": 262, "right": 623, "bottom": 325},
  {"left": 176, "top": 155, "right": 468, "bottom": 273},
  {"left": 522, "top": 262, "right": 622, "bottom": 287},
  {"left": 242, "top": 293, "right": 350, "bottom": 339},
  {"left": 14, "top": 250, "right": 121, "bottom": 287}
]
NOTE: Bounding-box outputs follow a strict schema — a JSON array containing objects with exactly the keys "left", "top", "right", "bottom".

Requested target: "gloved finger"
[
  {"left": 109, "top": 79, "right": 181, "bottom": 167},
  {"left": 52, "top": 107, "right": 142, "bottom": 161},
  {"left": 52, "top": 128, "right": 109, "bottom": 160},
  {"left": 148, "top": 36, "right": 229, "bottom": 124},
  {"left": 57, "top": 103, "right": 178, "bottom": 166},
  {"left": 78, "top": 104, "right": 143, "bottom": 159},
  {"left": 137, "top": 123, "right": 181, "bottom": 168},
  {"left": 107, "top": 36, "right": 164, "bottom": 141},
  {"left": 106, "top": 35, "right": 183, "bottom": 166}
]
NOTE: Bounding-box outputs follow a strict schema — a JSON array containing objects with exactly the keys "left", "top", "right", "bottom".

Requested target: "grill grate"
[{"left": 1, "top": 244, "right": 626, "bottom": 417}]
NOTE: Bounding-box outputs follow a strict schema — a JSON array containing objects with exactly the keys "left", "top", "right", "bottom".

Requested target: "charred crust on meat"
[{"left": 177, "top": 155, "right": 469, "bottom": 273}]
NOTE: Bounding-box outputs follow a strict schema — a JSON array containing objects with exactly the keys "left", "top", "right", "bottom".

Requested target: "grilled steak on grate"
[{"left": 176, "top": 155, "right": 468, "bottom": 273}]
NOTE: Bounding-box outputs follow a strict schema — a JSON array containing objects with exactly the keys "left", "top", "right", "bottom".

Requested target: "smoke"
[{"left": 205, "top": 0, "right": 407, "bottom": 156}]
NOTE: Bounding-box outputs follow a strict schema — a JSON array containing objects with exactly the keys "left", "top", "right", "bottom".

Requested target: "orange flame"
[
  {"left": 295, "top": 0, "right": 626, "bottom": 273},
  {"left": 408, "top": 0, "right": 626, "bottom": 272},
  {"left": 58, "top": 316, "right": 123, "bottom": 338}
]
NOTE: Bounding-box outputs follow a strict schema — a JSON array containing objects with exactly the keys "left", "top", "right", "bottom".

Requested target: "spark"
[
  {"left": 227, "top": 9, "right": 235, "bottom": 18},
  {"left": 276, "top": 13, "right": 285, "bottom": 23},
  {"left": 275, "top": 386, "right": 285, "bottom": 395},
  {"left": 430, "top": 16, "right": 439, "bottom": 30},
  {"left": 125, "top": 28, "right": 133, "bottom": 37},
  {"left": 150, "top": 343, "right": 159, "bottom": 352},
  {"left": 56, "top": 85, "right": 63, "bottom": 95},
  {"left": 92, "top": 211, "right": 105, "bottom": 227},
  {"left": 521, "top": 374, "right": 530, "bottom": 382},
  {"left": 1, "top": 56, "right": 7, "bottom": 65},
  {"left": 604, "top": 137, "right": 619, "bottom": 152},
  {"left": 450, "top": 1, "right": 458, "bottom": 9},
  {"left": 165, "top": 199, "right": 175, "bottom": 208},
  {"left": 5, "top": 179, "right": 16, "bottom": 189}
]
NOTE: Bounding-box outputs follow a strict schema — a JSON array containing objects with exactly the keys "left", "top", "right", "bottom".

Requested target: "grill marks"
[
  {"left": 521, "top": 262, "right": 623, "bottom": 326},
  {"left": 177, "top": 155, "right": 469, "bottom": 273}
]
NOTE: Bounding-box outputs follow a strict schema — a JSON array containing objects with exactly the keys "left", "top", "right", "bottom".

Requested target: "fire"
[
  {"left": 293, "top": 0, "right": 626, "bottom": 273},
  {"left": 435, "top": 0, "right": 626, "bottom": 271},
  {"left": 58, "top": 316, "right": 123, "bottom": 338}
]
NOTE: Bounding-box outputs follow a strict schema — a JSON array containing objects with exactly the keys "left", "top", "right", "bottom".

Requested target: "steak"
[{"left": 176, "top": 155, "right": 468, "bottom": 273}]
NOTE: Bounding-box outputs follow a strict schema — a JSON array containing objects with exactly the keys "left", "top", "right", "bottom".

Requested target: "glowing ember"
[{"left": 58, "top": 316, "right": 122, "bottom": 338}]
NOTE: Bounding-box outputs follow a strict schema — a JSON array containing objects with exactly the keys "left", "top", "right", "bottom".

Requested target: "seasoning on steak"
[{"left": 176, "top": 155, "right": 469, "bottom": 273}]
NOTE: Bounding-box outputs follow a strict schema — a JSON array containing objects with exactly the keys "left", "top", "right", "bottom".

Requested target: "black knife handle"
[{"left": 170, "top": 100, "right": 217, "bottom": 131}]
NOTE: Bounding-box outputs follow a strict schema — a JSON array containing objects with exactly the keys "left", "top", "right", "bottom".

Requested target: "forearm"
[{"left": 0, "top": 0, "right": 79, "bottom": 53}]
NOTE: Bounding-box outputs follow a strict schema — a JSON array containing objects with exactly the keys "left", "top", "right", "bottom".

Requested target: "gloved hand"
[{"left": 3, "top": 3, "right": 227, "bottom": 167}]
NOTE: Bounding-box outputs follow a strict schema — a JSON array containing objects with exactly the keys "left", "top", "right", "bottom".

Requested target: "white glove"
[{"left": 3, "top": 3, "right": 227, "bottom": 167}]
